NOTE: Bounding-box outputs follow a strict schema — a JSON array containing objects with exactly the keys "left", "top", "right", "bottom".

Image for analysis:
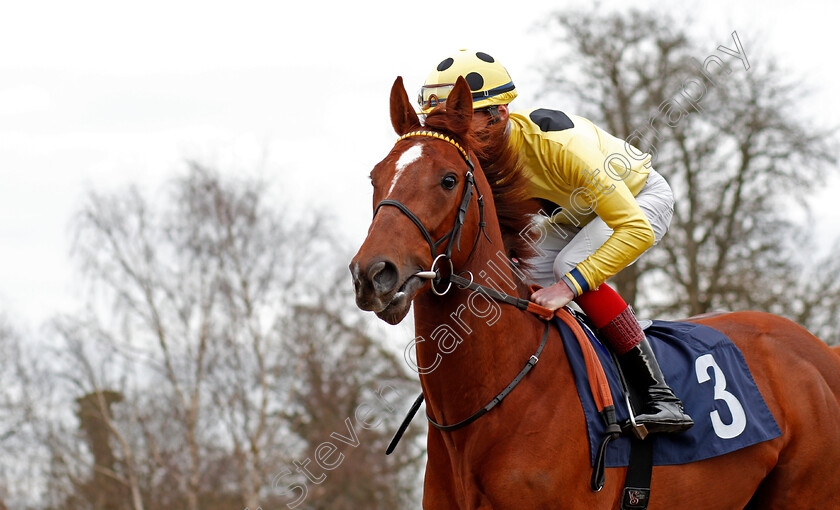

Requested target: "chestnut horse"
[{"left": 350, "top": 76, "right": 840, "bottom": 509}]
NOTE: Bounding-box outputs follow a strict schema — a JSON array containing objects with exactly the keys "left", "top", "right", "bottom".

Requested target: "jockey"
[{"left": 418, "top": 50, "right": 693, "bottom": 434}]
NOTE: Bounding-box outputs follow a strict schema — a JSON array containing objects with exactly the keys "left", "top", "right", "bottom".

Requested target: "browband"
[{"left": 396, "top": 130, "right": 471, "bottom": 166}]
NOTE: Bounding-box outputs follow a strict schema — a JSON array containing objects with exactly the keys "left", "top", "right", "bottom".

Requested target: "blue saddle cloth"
[{"left": 555, "top": 314, "right": 781, "bottom": 467}]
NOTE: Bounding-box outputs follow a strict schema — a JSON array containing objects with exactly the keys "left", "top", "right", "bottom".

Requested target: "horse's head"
[{"left": 350, "top": 76, "right": 487, "bottom": 324}]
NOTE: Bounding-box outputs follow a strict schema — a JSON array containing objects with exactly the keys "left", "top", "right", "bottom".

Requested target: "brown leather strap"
[
  {"left": 526, "top": 301, "right": 555, "bottom": 320},
  {"left": 555, "top": 308, "right": 614, "bottom": 411},
  {"left": 425, "top": 322, "right": 551, "bottom": 432},
  {"left": 528, "top": 284, "right": 614, "bottom": 412}
]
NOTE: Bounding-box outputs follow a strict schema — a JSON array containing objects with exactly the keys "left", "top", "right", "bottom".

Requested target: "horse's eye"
[{"left": 441, "top": 174, "right": 457, "bottom": 190}]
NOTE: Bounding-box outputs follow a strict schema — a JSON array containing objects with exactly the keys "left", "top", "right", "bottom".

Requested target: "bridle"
[
  {"left": 372, "top": 130, "right": 551, "bottom": 318},
  {"left": 373, "top": 130, "right": 490, "bottom": 295},
  {"left": 376, "top": 130, "right": 555, "bottom": 452}
]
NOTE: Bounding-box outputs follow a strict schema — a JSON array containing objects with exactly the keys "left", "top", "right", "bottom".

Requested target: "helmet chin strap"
[{"left": 482, "top": 105, "right": 502, "bottom": 124}]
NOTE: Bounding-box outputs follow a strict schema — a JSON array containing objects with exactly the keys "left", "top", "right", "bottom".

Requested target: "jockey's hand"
[{"left": 531, "top": 281, "right": 575, "bottom": 311}]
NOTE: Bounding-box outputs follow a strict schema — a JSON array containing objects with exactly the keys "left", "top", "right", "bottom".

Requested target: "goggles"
[
  {"left": 418, "top": 81, "right": 517, "bottom": 111},
  {"left": 418, "top": 83, "right": 456, "bottom": 110}
]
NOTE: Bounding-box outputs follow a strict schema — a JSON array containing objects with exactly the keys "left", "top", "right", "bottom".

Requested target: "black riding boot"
[
  {"left": 601, "top": 307, "right": 694, "bottom": 434},
  {"left": 618, "top": 337, "right": 694, "bottom": 434}
]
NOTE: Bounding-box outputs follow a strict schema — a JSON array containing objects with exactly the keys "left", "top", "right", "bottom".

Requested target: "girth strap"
[{"left": 621, "top": 438, "right": 654, "bottom": 509}]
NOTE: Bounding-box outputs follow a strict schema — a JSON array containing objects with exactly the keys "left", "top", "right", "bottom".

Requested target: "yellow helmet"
[{"left": 418, "top": 50, "right": 517, "bottom": 113}]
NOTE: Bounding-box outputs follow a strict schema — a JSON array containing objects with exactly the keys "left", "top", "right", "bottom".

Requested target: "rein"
[{"left": 379, "top": 130, "right": 555, "bottom": 454}]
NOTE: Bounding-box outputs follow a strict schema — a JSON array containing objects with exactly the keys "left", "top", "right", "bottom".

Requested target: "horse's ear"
[
  {"left": 390, "top": 76, "right": 421, "bottom": 135},
  {"left": 443, "top": 76, "right": 474, "bottom": 137}
]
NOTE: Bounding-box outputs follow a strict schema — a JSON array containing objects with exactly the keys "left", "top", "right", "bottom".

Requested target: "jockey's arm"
[{"left": 552, "top": 135, "right": 656, "bottom": 296}]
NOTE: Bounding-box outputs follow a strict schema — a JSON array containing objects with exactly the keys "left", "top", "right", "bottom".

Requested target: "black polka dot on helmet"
[
  {"left": 465, "top": 72, "right": 484, "bottom": 91},
  {"left": 476, "top": 52, "right": 495, "bottom": 63},
  {"left": 437, "top": 58, "right": 454, "bottom": 72}
]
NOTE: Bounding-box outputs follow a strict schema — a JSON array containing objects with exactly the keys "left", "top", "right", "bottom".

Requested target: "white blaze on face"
[{"left": 388, "top": 144, "right": 423, "bottom": 196}]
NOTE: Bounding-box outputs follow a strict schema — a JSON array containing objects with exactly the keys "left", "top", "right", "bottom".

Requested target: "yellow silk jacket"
[{"left": 507, "top": 109, "right": 656, "bottom": 294}]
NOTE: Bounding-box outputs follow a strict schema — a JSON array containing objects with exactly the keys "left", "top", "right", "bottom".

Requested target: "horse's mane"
[{"left": 423, "top": 108, "right": 539, "bottom": 265}]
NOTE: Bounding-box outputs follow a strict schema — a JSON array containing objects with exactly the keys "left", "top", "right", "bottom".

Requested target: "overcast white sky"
[{"left": 2, "top": 0, "right": 839, "bottom": 328}]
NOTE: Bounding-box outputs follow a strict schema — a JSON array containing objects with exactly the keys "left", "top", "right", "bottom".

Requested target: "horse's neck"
[{"left": 413, "top": 236, "right": 545, "bottom": 424}]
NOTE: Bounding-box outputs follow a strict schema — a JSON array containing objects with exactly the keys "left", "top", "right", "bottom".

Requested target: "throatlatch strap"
[{"left": 621, "top": 437, "right": 654, "bottom": 510}]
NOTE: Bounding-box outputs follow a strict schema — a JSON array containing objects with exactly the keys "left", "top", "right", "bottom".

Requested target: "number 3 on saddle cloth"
[{"left": 556, "top": 313, "right": 782, "bottom": 468}]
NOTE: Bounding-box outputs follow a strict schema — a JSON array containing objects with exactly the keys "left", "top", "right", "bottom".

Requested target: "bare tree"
[
  {"left": 789, "top": 239, "right": 840, "bottom": 345},
  {"left": 0, "top": 315, "right": 60, "bottom": 510},
  {"left": 657, "top": 58, "right": 835, "bottom": 316},
  {"left": 277, "top": 287, "right": 424, "bottom": 510},
  {"left": 0, "top": 317, "right": 30, "bottom": 509},
  {"left": 44, "top": 316, "right": 146, "bottom": 510},
  {"left": 67, "top": 163, "right": 331, "bottom": 509},
  {"left": 55, "top": 163, "right": 423, "bottom": 509}
]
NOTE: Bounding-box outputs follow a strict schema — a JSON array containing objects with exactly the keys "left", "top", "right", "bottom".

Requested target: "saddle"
[{"left": 558, "top": 309, "right": 781, "bottom": 506}]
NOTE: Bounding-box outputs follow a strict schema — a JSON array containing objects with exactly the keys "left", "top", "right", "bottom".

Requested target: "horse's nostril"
[
  {"left": 369, "top": 260, "right": 399, "bottom": 295},
  {"left": 349, "top": 263, "right": 360, "bottom": 290}
]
